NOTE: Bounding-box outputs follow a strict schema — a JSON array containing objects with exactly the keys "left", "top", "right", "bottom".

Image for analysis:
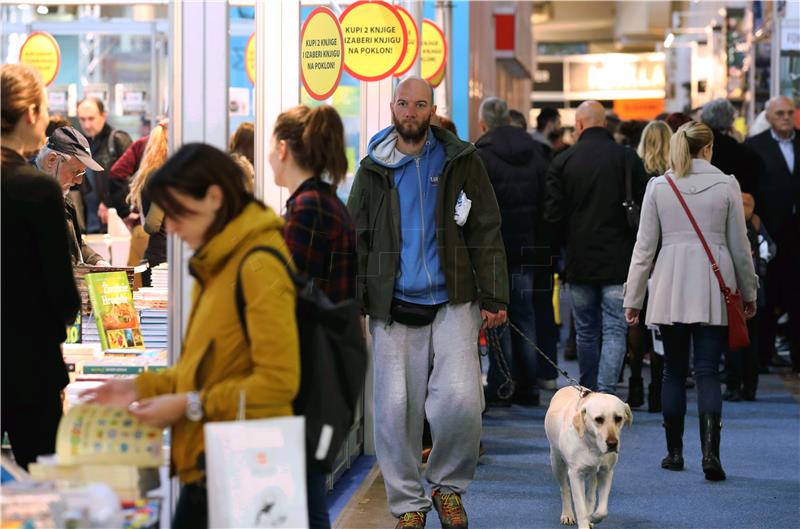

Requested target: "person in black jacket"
[
  {"left": 745, "top": 95, "right": 800, "bottom": 373},
  {"left": 545, "top": 100, "right": 648, "bottom": 394},
  {"left": 700, "top": 98, "right": 763, "bottom": 198},
  {"left": 477, "top": 98, "right": 551, "bottom": 405},
  {"left": 75, "top": 97, "right": 132, "bottom": 233},
  {"left": 1, "top": 64, "right": 81, "bottom": 469}
]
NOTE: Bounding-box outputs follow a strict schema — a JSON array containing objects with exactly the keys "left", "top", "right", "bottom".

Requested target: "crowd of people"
[{"left": 2, "top": 60, "right": 798, "bottom": 529}]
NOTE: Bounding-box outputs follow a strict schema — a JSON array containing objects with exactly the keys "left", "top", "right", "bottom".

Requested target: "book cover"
[
  {"left": 66, "top": 312, "right": 81, "bottom": 344},
  {"left": 84, "top": 272, "right": 145, "bottom": 351},
  {"left": 55, "top": 404, "right": 163, "bottom": 467}
]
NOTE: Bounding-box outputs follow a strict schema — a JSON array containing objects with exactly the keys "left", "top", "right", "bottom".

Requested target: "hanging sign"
[
  {"left": 339, "top": 0, "right": 407, "bottom": 81},
  {"left": 19, "top": 32, "right": 61, "bottom": 86},
  {"left": 421, "top": 19, "right": 446, "bottom": 83},
  {"left": 393, "top": 5, "right": 419, "bottom": 78},
  {"left": 245, "top": 32, "right": 256, "bottom": 85},
  {"left": 301, "top": 7, "right": 344, "bottom": 100}
]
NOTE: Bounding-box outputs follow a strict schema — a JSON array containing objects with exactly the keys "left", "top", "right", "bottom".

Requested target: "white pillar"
[{"left": 254, "top": 0, "right": 300, "bottom": 214}]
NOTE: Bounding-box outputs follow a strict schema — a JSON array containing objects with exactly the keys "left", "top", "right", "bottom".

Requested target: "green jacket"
[{"left": 347, "top": 125, "right": 509, "bottom": 320}]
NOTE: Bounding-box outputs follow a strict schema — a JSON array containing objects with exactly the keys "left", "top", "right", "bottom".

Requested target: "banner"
[
  {"left": 301, "top": 7, "right": 344, "bottom": 100},
  {"left": 421, "top": 19, "right": 447, "bottom": 83},
  {"left": 393, "top": 5, "right": 419, "bottom": 78},
  {"left": 339, "top": 0, "right": 407, "bottom": 81},
  {"left": 245, "top": 33, "right": 256, "bottom": 85},
  {"left": 19, "top": 32, "right": 61, "bottom": 86}
]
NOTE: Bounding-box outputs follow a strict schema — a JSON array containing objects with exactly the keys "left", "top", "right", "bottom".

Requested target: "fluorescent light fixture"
[
  {"left": 36, "top": 5, "right": 48, "bottom": 15},
  {"left": 664, "top": 33, "right": 675, "bottom": 49}
]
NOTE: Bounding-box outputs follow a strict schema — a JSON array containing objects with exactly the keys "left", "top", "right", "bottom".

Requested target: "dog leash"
[{"left": 505, "top": 320, "right": 592, "bottom": 398}]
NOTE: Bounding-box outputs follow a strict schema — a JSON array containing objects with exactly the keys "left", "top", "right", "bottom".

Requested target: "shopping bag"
[{"left": 204, "top": 416, "right": 308, "bottom": 529}]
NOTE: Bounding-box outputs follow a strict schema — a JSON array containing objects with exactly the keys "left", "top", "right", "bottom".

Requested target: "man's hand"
[
  {"left": 743, "top": 301, "right": 757, "bottom": 320},
  {"left": 625, "top": 308, "right": 640, "bottom": 326},
  {"left": 98, "top": 203, "right": 109, "bottom": 225},
  {"left": 481, "top": 309, "right": 507, "bottom": 329}
]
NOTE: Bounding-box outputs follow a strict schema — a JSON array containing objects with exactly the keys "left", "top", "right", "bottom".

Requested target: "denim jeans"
[
  {"left": 569, "top": 284, "right": 627, "bottom": 393},
  {"left": 487, "top": 266, "right": 537, "bottom": 399},
  {"left": 660, "top": 324, "right": 726, "bottom": 416}
]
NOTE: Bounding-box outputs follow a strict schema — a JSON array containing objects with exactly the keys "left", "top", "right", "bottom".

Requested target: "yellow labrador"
[{"left": 544, "top": 387, "right": 633, "bottom": 529}]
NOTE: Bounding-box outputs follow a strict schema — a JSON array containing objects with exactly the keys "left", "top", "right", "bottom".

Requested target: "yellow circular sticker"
[
  {"left": 301, "top": 8, "right": 344, "bottom": 101},
  {"left": 245, "top": 33, "right": 256, "bottom": 85},
  {"left": 339, "top": 0, "right": 407, "bottom": 82},
  {"left": 429, "top": 65, "right": 446, "bottom": 88},
  {"left": 19, "top": 32, "right": 61, "bottom": 86},
  {"left": 421, "top": 19, "right": 447, "bottom": 83},
  {"left": 393, "top": 5, "right": 419, "bottom": 78}
]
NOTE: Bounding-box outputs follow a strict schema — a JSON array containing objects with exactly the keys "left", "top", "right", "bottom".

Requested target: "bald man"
[
  {"left": 544, "top": 100, "right": 648, "bottom": 395},
  {"left": 745, "top": 96, "right": 800, "bottom": 373},
  {"left": 348, "top": 76, "right": 508, "bottom": 529}
]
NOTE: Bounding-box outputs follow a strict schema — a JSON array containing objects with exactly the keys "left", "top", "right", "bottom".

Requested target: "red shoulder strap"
[{"left": 664, "top": 173, "right": 730, "bottom": 296}]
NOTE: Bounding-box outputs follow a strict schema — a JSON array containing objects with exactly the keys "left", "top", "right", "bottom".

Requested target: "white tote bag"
[{"left": 204, "top": 414, "right": 308, "bottom": 529}]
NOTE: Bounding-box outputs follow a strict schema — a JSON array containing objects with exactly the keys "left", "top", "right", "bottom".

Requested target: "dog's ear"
[
  {"left": 572, "top": 408, "right": 586, "bottom": 438},
  {"left": 623, "top": 403, "right": 633, "bottom": 428}
]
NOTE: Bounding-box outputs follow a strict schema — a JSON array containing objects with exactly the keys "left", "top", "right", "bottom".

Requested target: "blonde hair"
[
  {"left": 637, "top": 120, "right": 672, "bottom": 176},
  {"left": 669, "top": 121, "right": 713, "bottom": 178},
  {"left": 1, "top": 64, "right": 44, "bottom": 135},
  {"left": 127, "top": 124, "right": 168, "bottom": 209}
]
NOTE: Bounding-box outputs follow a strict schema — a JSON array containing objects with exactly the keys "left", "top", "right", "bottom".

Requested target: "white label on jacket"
[
  {"left": 315, "top": 424, "right": 334, "bottom": 460},
  {"left": 454, "top": 190, "right": 472, "bottom": 227}
]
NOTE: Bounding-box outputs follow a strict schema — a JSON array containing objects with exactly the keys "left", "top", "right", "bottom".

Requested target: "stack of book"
[
  {"left": 150, "top": 263, "right": 168, "bottom": 289},
  {"left": 133, "top": 283, "right": 169, "bottom": 350}
]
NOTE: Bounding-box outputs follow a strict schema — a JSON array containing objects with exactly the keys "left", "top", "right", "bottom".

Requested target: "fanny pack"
[{"left": 390, "top": 298, "right": 443, "bottom": 327}]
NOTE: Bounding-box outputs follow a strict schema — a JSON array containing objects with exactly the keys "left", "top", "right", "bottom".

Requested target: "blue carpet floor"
[{"left": 436, "top": 364, "right": 799, "bottom": 529}]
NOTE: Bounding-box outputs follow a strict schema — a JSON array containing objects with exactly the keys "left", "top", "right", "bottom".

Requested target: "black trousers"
[
  {"left": 173, "top": 481, "right": 208, "bottom": 529},
  {"left": 725, "top": 314, "right": 760, "bottom": 392},
  {"left": 759, "top": 236, "right": 800, "bottom": 371},
  {"left": 2, "top": 391, "right": 62, "bottom": 470}
]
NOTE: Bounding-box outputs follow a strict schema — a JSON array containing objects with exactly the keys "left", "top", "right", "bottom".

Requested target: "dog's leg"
[
  {"left": 590, "top": 467, "right": 614, "bottom": 523},
  {"left": 551, "top": 450, "right": 575, "bottom": 525},
  {"left": 585, "top": 472, "right": 598, "bottom": 516},
  {"left": 567, "top": 468, "right": 592, "bottom": 529}
]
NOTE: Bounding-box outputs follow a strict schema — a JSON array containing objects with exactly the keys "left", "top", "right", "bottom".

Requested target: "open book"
[
  {"left": 54, "top": 404, "right": 163, "bottom": 467},
  {"left": 84, "top": 271, "right": 145, "bottom": 351}
]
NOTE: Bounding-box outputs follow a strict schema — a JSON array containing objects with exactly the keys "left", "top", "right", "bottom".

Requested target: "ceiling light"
[{"left": 36, "top": 5, "right": 48, "bottom": 15}]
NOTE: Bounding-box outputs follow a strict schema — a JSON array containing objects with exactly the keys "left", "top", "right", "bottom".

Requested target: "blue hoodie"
[{"left": 368, "top": 125, "right": 448, "bottom": 305}]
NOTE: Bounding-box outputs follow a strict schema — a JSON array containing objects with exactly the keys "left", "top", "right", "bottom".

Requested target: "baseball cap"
[{"left": 47, "top": 126, "right": 104, "bottom": 171}]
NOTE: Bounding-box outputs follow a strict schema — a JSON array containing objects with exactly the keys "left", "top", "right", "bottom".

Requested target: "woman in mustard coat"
[{"left": 84, "top": 143, "right": 300, "bottom": 529}]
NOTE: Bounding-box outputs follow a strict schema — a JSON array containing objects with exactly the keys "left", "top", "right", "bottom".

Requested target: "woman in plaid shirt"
[{"left": 269, "top": 104, "right": 356, "bottom": 527}]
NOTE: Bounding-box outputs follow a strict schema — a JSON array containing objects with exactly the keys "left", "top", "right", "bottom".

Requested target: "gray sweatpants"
[{"left": 370, "top": 302, "right": 484, "bottom": 516}]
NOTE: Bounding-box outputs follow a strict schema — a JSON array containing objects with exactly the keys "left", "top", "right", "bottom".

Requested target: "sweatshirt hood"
[{"left": 368, "top": 125, "right": 440, "bottom": 169}]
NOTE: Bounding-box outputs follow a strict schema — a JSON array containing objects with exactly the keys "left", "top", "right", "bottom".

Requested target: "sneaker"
[
  {"left": 396, "top": 511, "right": 426, "bottom": 529},
  {"left": 432, "top": 489, "right": 468, "bottom": 529}
]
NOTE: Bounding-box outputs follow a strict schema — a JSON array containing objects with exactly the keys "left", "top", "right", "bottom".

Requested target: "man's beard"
[{"left": 392, "top": 113, "right": 430, "bottom": 143}]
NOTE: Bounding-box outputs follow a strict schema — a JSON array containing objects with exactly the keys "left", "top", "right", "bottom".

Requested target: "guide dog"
[{"left": 544, "top": 386, "right": 632, "bottom": 529}]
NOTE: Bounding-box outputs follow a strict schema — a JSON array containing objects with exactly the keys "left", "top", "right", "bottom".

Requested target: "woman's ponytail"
[
  {"left": 273, "top": 104, "right": 348, "bottom": 186},
  {"left": 668, "top": 121, "right": 713, "bottom": 178},
  {"left": 302, "top": 105, "right": 348, "bottom": 186}
]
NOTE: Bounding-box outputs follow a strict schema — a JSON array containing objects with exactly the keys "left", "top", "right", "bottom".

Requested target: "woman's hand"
[
  {"left": 129, "top": 394, "right": 188, "bottom": 428},
  {"left": 625, "top": 308, "right": 640, "bottom": 326},
  {"left": 80, "top": 379, "right": 139, "bottom": 407},
  {"left": 743, "top": 301, "right": 757, "bottom": 320}
]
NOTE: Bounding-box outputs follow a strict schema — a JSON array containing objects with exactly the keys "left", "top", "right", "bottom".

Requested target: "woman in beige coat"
[{"left": 623, "top": 121, "right": 757, "bottom": 481}]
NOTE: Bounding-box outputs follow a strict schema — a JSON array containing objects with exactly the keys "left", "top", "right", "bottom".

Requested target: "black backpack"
[{"left": 235, "top": 246, "right": 368, "bottom": 472}]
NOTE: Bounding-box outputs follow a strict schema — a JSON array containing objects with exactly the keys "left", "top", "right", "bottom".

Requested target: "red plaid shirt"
[{"left": 283, "top": 178, "right": 356, "bottom": 303}]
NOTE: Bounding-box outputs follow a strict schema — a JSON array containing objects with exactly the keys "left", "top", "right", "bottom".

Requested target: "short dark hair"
[
  {"left": 146, "top": 143, "right": 254, "bottom": 245},
  {"left": 509, "top": 109, "right": 528, "bottom": 129},
  {"left": 536, "top": 107, "right": 560, "bottom": 131}
]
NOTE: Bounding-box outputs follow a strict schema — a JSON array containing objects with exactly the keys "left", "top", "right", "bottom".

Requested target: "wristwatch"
[{"left": 186, "top": 391, "right": 204, "bottom": 422}]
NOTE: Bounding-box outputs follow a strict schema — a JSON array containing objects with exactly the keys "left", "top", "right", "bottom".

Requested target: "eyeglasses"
[{"left": 774, "top": 110, "right": 795, "bottom": 117}]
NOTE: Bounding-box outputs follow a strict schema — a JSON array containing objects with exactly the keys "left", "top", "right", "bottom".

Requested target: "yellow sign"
[
  {"left": 301, "top": 7, "right": 344, "bottom": 101},
  {"left": 393, "top": 5, "right": 419, "bottom": 78},
  {"left": 339, "top": 0, "right": 407, "bottom": 81},
  {"left": 245, "top": 33, "right": 256, "bottom": 85},
  {"left": 429, "top": 65, "right": 445, "bottom": 88},
  {"left": 19, "top": 32, "right": 61, "bottom": 86},
  {"left": 421, "top": 20, "right": 446, "bottom": 82}
]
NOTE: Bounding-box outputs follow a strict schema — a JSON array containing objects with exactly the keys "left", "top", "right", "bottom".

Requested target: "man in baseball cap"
[{"left": 35, "top": 126, "right": 108, "bottom": 266}]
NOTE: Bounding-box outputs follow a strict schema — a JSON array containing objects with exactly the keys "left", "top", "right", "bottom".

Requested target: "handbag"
[
  {"left": 390, "top": 298, "right": 442, "bottom": 327},
  {"left": 204, "top": 414, "right": 309, "bottom": 529},
  {"left": 623, "top": 149, "right": 641, "bottom": 231},
  {"left": 665, "top": 174, "right": 749, "bottom": 349}
]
